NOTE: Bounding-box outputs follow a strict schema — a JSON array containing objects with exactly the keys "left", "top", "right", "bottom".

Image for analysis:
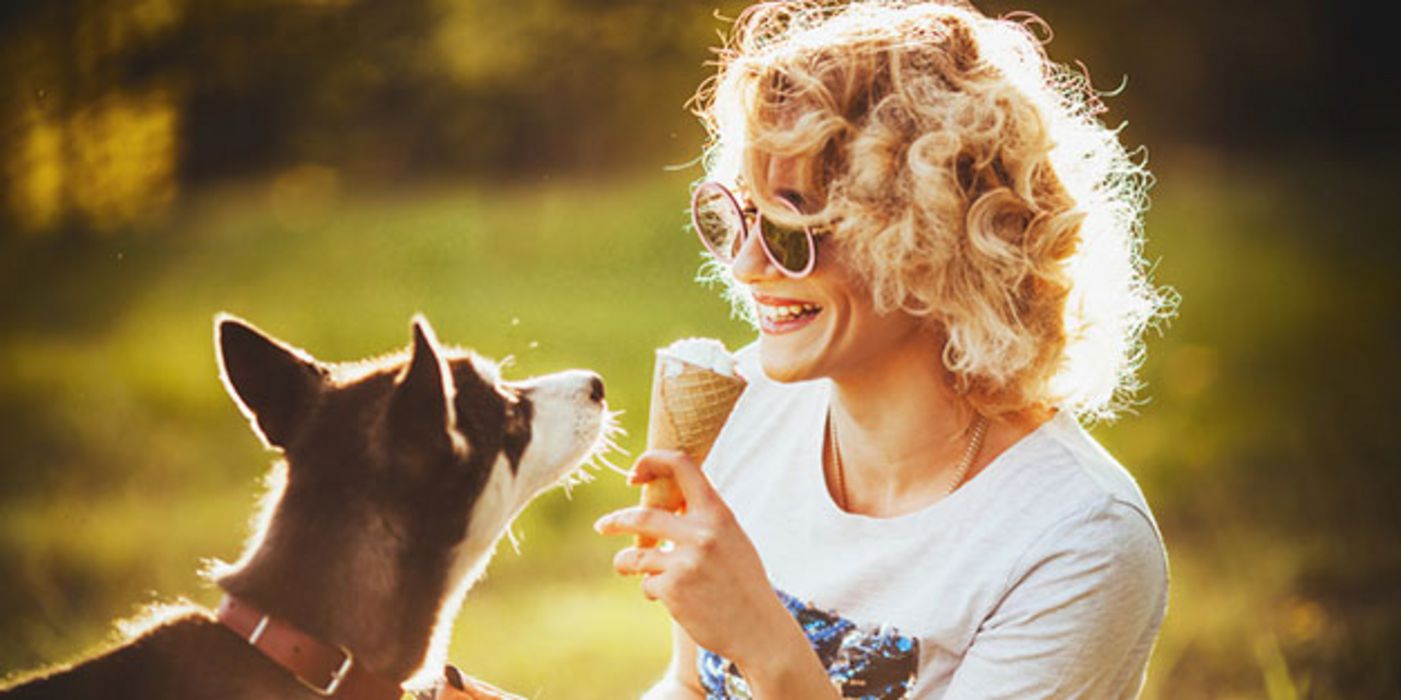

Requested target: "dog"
[{"left": 1, "top": 314, "right": 612, "bottom": 699}]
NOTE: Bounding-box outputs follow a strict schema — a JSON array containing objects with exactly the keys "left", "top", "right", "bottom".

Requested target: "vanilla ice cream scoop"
[{"left": 658, "top": 337, "right": 738, "bottom": 378}]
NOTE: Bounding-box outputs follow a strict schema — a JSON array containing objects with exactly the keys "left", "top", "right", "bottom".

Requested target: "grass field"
[{"left": 1, "top": 157, "right": 1395, "bottom": 698}]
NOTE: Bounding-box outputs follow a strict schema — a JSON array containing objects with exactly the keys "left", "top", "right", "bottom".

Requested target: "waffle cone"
[{"left": 637, "top": 350, "right": 746, "bottom": 547}]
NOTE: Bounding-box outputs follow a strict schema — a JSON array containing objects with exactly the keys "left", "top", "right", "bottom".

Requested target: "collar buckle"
[{"left": 298, "top": 644, "right": 355, "bottom": 696}]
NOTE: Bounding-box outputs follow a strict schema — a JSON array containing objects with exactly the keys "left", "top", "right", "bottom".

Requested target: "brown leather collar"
[{"left": 217, "top": 595, "right": 404, "bottom": 700}]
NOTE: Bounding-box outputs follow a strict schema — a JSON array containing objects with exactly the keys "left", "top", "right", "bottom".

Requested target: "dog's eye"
[
  {"left": 496, "top": 389, "right": 517, "bottom": 413},
  {"left": 503, "top": 394, "right": 532, "bottom": 434}
]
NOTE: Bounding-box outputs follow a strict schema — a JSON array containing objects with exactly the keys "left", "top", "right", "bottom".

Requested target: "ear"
[
  {"left": 388, "top": 315, "right": 466, "bottom": 465},
  {"left": 216, "top": 313, "right": 327, "bottom": 449}
]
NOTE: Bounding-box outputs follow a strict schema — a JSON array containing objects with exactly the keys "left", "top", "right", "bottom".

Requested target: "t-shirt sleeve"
[{"left": 942, "top": 498, "right": 1169, "bottom": 699}]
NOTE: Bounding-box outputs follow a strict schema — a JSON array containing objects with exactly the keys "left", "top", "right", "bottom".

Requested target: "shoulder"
[
  {"left": 988, "top": 413, "right": 1161, "bottom": 541},
  {"left": 1016, "top": 495, "right": 1166, "bottom": 589},
  {"left": 989, "top": 415, "right": 1168, "bottom": 600},
  {"left": 955, "top": 425, "right": 1169, "bottom": 699}
]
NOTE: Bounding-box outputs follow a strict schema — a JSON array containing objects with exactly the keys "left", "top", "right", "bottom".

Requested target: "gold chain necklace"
[{"left": 827, "top": 409, "right": 990, "bottom": 511}]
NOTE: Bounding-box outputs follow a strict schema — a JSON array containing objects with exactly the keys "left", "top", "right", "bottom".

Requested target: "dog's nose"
[{"left": 588, "top": 374, "right": 605, "bottom": 403}]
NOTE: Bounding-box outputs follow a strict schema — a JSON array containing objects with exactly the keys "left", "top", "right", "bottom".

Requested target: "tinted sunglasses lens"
[
  {"left": 693, "top": 186, "right": 745, "bottom": 260},
  {"left": 759, "top": 217, "right": 813, "bottom": 274}
]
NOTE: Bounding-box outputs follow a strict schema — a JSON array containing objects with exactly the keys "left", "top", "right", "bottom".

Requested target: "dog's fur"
[{"left": 1, "top": 314, "right": 610, "bottom": 698}]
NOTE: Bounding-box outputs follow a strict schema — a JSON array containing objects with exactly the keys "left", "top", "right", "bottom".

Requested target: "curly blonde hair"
[{"left": 695, "top": 0, "right": 1171, "bottom": 419}]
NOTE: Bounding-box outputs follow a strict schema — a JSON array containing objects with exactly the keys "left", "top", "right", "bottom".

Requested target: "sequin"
[{"left": 699, "top": 589, "right": 920, "bottom": 699}]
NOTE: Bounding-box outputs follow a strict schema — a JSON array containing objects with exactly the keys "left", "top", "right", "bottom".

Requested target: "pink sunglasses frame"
[{"left": 689, "top": 181, "right": 818, "bottom": 279}]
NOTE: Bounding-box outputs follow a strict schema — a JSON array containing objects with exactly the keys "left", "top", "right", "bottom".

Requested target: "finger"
[
  {"left": 639, "top": 476, "right": 686, "bottom": 513},
  {"left": 612, "top": 545, "right": 677, "bottom": 576},
  {"left": 428, "top": 682, "right": 476, "bottom": 700},
  {"left": 438, "top": 665, "right": 518, "bottom": 700},
  {"left": 449, "top": 685, "right": 488, "bottom": 700},
  {"left": 594, "top": 506, "right": 693, "bottom": 543},
  {"left": 640, "top": 572, "right": 669, "bottom": 602},
  {"left": 459, "top": 677, "right": 521, "bottom": 700},
  {"left": 626, "top": 449, "right": 685, "bottom": 485},
  {"left": 444, "top": 665, "right": 466, "bottom": 690},
  {"left": 630, "top": 449, "right": 719, "bottom": 509}
]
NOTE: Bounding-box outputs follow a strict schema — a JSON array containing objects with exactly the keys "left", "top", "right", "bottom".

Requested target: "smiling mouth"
[{"left": 755, "top": 296, "right": 823, "bottom": 333}]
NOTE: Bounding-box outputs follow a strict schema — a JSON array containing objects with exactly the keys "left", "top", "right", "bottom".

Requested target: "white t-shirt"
[{"left": 697, "top": 346, "right": 1169, "bottom": 699}]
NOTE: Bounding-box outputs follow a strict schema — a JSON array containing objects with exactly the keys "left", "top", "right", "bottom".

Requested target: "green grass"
[{"left": 1, "top": 159, "right": 1395, "bottom": 698}]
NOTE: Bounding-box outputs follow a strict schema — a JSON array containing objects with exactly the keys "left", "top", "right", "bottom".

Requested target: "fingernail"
[{"left": 444, "top": 665, "right": 465, "bottom": 690}]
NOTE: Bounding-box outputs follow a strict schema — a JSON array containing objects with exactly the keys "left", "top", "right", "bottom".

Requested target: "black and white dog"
[{"left": 1, "top": 314, "right": 612, "bottom": 699}]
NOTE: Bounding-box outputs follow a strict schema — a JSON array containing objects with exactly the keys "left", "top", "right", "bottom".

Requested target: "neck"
[
  {"left": 216, "top": 493, "right": 453, "bottom": 683},
  {"left": 826, "top": 334, "right": 979, "bottom": 514}
]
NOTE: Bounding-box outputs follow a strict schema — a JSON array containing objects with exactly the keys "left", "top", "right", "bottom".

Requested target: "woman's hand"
[
  {"left": 415, "top": 665, "right": 525, "bottom": 700},
  {"left": 594, "top": 450, "right": 788, "bottom": 666},
  {"left": 596, "top": 449, "right": 841, "bottom": 698}
]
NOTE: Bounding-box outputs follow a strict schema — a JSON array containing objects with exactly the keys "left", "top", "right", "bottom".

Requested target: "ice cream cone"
[{"left": 637, "top": 340, "right": 746, "bottom": 548}]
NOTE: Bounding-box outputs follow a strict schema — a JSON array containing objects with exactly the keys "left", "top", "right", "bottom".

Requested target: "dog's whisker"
[
  {"left": 591, "top": 450, "right": 628, "bottom": 477},
  {"left": 594, "top": 455, "right": 624, "bottom": 476},
  {"left": 560, "top": 475, "right": 578, "bottom": 499},
  {"left": 580, "top": 408, "right": 632, "bottom": 476},
  {"left": 594, "top": 443, "right": 627, "bottom": 473}
]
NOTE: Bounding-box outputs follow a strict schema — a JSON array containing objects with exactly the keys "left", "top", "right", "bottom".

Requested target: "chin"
[{"left": 757, "top": 335, "right": 824, "bottom": 384}]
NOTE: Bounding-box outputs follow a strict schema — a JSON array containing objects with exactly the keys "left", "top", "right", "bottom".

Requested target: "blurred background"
[{"left": 1, "top": 0, "right": 1396, "bottom": 697}]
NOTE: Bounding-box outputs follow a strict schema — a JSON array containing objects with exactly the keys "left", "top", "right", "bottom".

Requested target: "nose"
[
  {"left": 731, "top": 222, "right": 780, "bottom": 284},
  {"left": 588, "top": 373, "right": 605, "bottom": 403}
]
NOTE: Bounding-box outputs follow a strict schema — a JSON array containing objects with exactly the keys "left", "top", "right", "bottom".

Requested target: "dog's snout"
[{"left": 527, "top": 369, "right": 604, "bottom": 405}]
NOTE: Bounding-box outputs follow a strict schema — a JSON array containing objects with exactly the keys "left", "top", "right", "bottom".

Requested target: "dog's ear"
[
  {"left": 388, "top": 315, "right": 466, "bottom": 465},
  {"left": 216, "top": 314, "right": 327, "bottom": 449}
]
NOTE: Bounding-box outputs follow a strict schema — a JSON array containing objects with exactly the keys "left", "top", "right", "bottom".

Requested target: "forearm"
[
  {"left": 641, "top": 621, "right": 707, "bottom": 700},
  {"left": 732, "top": 607, "right": 841, "bottom": 700}
]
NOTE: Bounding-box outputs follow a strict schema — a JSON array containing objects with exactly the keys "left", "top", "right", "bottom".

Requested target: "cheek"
[
  {"left": 872, "top": 308, "right": 925, "bottom": 347},
  {"left": 865, "top": 307, "right": 917, "bottom": 340},
  {"left": 830, "top": 289, "right": 927, "bottom": 356}
]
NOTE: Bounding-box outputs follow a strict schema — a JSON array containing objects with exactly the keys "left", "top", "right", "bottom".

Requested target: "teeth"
[{"left": 758, "top": 302, "right": 822, "bottom": 323}]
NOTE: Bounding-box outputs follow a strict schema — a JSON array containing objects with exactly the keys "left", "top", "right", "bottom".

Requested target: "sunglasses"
[{"left": 690, "top": 181, "right": 820, "bottom": 278}]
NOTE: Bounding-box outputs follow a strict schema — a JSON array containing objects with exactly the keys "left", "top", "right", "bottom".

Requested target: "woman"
[{"left": 595, "top": 1, "right": 1171, "bottom": 698}]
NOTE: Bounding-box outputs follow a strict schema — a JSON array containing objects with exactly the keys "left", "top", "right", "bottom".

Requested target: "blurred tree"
[
  {"left": 0, "top": 0, "right": 746, "bottom": 237},
  {"left": 2, "top": 0, "right": 1392, "bottom": 237},
  {"left": 1, "top": 0, "right": 183, "bottom": 234}
]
